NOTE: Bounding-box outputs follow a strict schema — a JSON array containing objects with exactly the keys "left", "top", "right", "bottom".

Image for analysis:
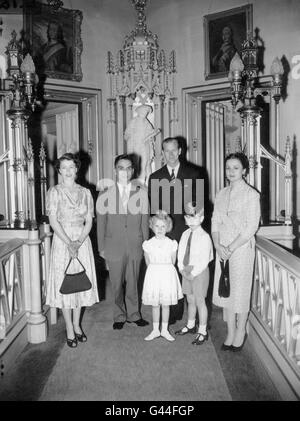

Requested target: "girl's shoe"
[
  {"left": 144, "top": 330, "right": 160, "bottom": 341},
  {"left": 175, "top": 325, "right": 197, "bottom": 335},
  {"left": 66, "top": 336, "right": 78, "bottom": 348},
  {"left": 160, "top": 330, "right": 175, "bottom": 342},
  {"left": 75, "top": 331, "right": 87, "bottom": 342}
]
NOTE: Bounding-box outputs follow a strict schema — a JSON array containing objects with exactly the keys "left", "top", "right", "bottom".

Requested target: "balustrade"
[
  {"left": 0, "top": 239, "right": 25, "bottom": 340},
  {"left": 250, "top": 235, "right": 300, "bottom": 399}
]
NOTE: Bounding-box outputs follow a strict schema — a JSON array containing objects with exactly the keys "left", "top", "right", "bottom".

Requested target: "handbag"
[
  {"left": 218, "top": 259, "right": 230, "bottom": 298},
  {"left": 59, "top": 257, "right": 92, "bottom": 295}
]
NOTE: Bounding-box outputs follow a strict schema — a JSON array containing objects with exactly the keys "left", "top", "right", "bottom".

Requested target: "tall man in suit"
[
  {"left": 96, "top": 154, "right": 149, "bottom": 329},
  {"left": 148, "top": 137, "right": 205, "bottom": 324}
]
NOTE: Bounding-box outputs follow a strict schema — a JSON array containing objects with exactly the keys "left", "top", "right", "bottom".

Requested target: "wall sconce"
[
  {"left": 5, "top": 31, "right": 38, "bottom": 114},
  {"left": 228, "top": 33, "right": 290, "bottom": 225},
  {"left": 228, "top": 34, "right": 284, "bottom": 111},
  {"left": 2, "top": 30, "right": 39, "bottom": 228}
]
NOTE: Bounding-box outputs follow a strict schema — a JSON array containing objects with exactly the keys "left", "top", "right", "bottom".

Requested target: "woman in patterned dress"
[
  {"left": 212, "top": 153, "right": 260, "bottom": 351},
  {"left": 46, "top": 153, "right": 99, "bottom": 348}
]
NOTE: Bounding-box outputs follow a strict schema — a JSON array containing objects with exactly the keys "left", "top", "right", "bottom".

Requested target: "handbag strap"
[{"left": 65, "top": 257, "right": 86, "bottom": 274}]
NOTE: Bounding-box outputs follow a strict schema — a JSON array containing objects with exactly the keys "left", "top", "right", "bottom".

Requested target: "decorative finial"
[{"left": 47, "top": 0, "right": 64, "bottom": 10}]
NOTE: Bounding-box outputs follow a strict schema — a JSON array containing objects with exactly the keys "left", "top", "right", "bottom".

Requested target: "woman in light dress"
[
  {"left": 46, "top": 153, "right": 99, "bottom": 348},
  {"left": 212, "top": 153, "right": 260, "bottom": 352},
  {"left": 142, "top": 211, "right": 183, "bottom": 342}
]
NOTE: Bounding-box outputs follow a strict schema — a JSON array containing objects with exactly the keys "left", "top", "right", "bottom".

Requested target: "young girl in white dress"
[{"left": 142, "top": 210, "right": 183, "bottom": 342}]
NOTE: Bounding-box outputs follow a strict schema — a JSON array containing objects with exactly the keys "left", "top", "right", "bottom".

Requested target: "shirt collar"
[
  {"left": 117, "top": 182, "right": 131, "bottom": 194},
  {"left": 167, "top": 163, "right": 180, "bottom": 177}
]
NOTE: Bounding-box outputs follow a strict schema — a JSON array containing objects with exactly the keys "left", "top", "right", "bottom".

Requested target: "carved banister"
[{"left": 249, "top": 235, "right": 300, "bottom": 399}]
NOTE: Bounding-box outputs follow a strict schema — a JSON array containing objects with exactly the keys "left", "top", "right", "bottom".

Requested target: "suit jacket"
[
  {"left": 96, "top": 180, "right": 149, "bottom": 261},
  {"left": 148, "top": 161, "right": 204, "bottom": 242}
]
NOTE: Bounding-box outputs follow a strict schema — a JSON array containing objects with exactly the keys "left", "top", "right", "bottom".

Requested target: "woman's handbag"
[
  {"left": 59, "top": 258, "right": 92, "bottom": 295},
  {"left": 218, "top": 259, "right": 230, "bottom": 298}
]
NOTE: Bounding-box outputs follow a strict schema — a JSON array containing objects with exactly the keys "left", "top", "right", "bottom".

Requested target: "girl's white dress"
[{"left": 142, "top": 237, "right": 183, "bottom": 306}]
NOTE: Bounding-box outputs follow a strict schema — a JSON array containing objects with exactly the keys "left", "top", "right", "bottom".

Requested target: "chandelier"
[
  {"left": 107, "top": 0, "right": 176, "bottom": 101},
  {"left": 228, "top": 33, "right": 284, "bottom": 113}
]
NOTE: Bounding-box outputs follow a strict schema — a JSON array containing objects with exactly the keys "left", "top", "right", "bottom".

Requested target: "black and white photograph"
[
  {"left": 24, "top": 1, "right": 83, "bottom": 81},
  {"left": 0, "top": 0, "right": 299, "bottom": 405},
  {"left": 204, "top": 4, "right": 253, "bottom": 79}
]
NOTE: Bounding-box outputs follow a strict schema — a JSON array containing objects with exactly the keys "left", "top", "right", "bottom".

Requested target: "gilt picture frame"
[
  {"left": 24, "top": 2, "right": 83, "bottom": 81},
  {"left": 204, "top": 4, "right": 253, "bottom": 80}
]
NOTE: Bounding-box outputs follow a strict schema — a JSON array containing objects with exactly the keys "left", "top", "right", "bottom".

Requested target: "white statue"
[{"left": 124, "top": 104, "right": 160, "bottom": 184}]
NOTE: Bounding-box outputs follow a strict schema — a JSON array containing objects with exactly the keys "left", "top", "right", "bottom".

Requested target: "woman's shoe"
[
  {"left": 221, "top": 343, "right": 232, "bottom": 351},
  {"left": 75, "top": 331, "right": 87, "bottom": 342},
  {"left": 231, "top": 333, "right": 248, "bottom": 352},
  {"left": 66, "top": 336, "right": 78, "bottom": 348},
  {"left": 192, "top": 332, "right": 208, "bottom": 345}
]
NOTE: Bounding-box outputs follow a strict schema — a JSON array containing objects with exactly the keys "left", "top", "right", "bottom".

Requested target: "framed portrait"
[
  {"left": 24, "top": 2, "right": 83, "bottom": 81},
  {"left": 204, "top": 4, "right": 253, "bottom": 80}
]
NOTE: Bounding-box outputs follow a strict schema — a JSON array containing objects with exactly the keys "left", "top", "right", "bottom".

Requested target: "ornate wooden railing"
[
  {"left": 250, "top": 235, "right": 300, "bottom": 400},
  {"left": 0, "top": 239, "right": 26, "bottom": 340},
  {"left": 0, "top": 229, "right": 48, "bottom": 374}
]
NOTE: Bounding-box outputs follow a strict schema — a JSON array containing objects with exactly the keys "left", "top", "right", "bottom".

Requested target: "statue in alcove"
[{"left": 124, "top": 104, "right": 160, "bottom": 185}]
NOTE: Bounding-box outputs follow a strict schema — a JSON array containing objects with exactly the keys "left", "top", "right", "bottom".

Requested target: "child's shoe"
[
  {"left": 160, "top": 330, "right": 175, "bottom": 342},
  {"left": 144, "top": 330, "right": 160, "bottom": 341}
]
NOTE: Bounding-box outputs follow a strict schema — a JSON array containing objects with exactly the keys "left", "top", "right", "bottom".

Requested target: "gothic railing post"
[
  {"left": 284, "top": 137, "right": 292, "bottom": 226},
  {"left": 39, "top": 143, "right": 47, "bottom": 218},
  {"left": 27, "top": 228, "right": 47, "bottom": 343}
]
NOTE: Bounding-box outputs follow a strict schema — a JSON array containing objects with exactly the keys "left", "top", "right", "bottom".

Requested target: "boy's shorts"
[{"left": 182, "top": 267, "right": 209, "bottom": 298}]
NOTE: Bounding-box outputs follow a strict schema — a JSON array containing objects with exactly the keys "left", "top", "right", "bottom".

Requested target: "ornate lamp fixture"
[
  {"left": 228, "top": 33, "right": 292, "bottom": 225},
  {"left": 6, "top": 31, "right": 38, "bottom": 115},
  {"left": 107, "top": 0, "right": 176, "bottom": 102},
  {"left": 2, "top": 31, "right": 39, "bottom": 228},
  {"left": 229, "top": 34, "right": 284, "bottom": 112}
]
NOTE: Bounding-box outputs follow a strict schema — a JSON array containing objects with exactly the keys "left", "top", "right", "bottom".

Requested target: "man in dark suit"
[
  {"left": 96, "top": 154, "right": 149, "bottom": 330},
  {"left": 148, "top": 137, "right": 204, "bottom": 324}
]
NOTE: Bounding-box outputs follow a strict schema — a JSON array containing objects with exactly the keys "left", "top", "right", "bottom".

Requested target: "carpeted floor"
[
  {"left": 39, "top": 284, "right": 231, "bottom": 401},
  {"left": 0, "top": 276, "right": 281, "bottom": 401}
]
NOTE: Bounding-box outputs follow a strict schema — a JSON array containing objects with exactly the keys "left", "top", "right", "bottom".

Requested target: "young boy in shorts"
[{"left": 176, "top": 202, "right": 214, "bottom": 345}]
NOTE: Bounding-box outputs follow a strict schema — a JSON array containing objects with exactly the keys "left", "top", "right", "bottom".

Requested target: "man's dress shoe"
[
  {"left": 113, "top": 321, "right": 125, "bottom": 330},
  {"left": 128, "top": 319, "right": 149, "bottom": 327}
]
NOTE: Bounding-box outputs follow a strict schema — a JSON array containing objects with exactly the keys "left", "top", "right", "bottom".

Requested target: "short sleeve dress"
[
  {"left": 46, "top": 183, "right": 99, "bottom": 309},
  {"left": 142, "top": 237, "right": 183, "bottom": 306}
]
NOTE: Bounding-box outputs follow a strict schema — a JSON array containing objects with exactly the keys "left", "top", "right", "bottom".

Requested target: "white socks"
[
  {"left": 187, "top": 319, "right": 196, "bottom": 329},
  {"left": 198, "top": 324, "right": 207, "bottom": 335},
  {"left": 144, "top": 322, "right": 175, "bottom": 342},
  {"left": 160, "top": 322, "right": 175, "bottom": 342},
  {"left": 144, "top": 322, "right": 160, "bottom": 341}
]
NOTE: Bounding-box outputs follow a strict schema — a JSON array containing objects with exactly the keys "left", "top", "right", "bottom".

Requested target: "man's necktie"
[
  {"left": 121, "top": 186, "right": 128, "bottom": 211},
  {"left": 183, "top": 231, "right": 193, "bottom": 266},
  {"left": 170, "top": 169, "right": 175, "bottom": 181}
]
